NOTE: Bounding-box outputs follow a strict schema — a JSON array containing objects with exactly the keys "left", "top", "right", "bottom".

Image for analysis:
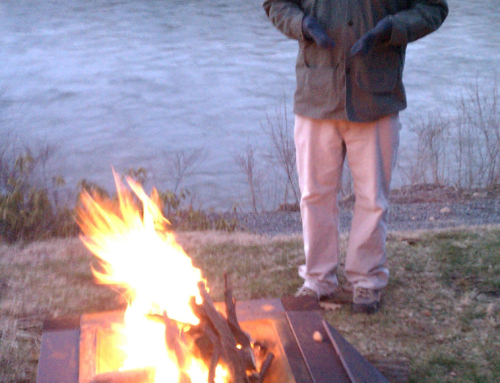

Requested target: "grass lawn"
[{"left": 0, "top": 226, "right": 499, "bottom": 382}]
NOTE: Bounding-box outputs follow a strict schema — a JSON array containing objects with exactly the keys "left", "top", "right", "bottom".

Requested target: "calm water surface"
[{"left": 1, "top": 0, "right": 499, "bottom": 209}]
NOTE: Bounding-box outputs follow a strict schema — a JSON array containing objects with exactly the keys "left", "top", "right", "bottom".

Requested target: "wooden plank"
[
  {"left": 37, "top": 328, "right": 80, "bottom": 383},
  {"left": 286, "top": 311, "right": 351, "bottom": 383},
  {"left": 322, "top": 321, "right": 389, "bottom": 383},
  {"left": 281, "top": 295, "right": 321, "bottom": 312},
  {"left": 272, "top": 315, "right": 313, "bottom": 383}
]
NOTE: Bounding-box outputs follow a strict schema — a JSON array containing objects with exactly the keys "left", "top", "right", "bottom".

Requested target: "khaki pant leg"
[
  {"left": 343, "top": 114, "right": 400, "bottom": 290},
  {"left": 294, "top": 115, "right": 345, "bottom": 296}
]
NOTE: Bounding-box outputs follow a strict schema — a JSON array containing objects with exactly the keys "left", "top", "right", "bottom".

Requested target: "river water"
[{"left": 1, "top": 0, "right": 499, "bottom": 210}]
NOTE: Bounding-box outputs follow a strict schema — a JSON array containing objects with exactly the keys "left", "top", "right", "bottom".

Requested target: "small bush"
[
  {"left": 0, "top": 155, "right": 240, "bottom": 243},
  {"left": 0, "top": 150, "right": 78, "bottom": 243},
  {"left": 156, "top": 188, "right": 239, "bottom": 232}
]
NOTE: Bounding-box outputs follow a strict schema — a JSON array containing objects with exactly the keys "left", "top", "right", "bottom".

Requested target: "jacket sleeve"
[
  {"left": 389, "top": 0, "right": 449, "bottom": 45},
  {"left": 263, "top": 0, "right": 306, "bottom": 41}
]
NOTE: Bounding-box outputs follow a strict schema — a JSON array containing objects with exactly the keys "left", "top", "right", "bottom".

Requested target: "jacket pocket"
[
  {"left": 302, "top": 40, "right": 338, "bottom": 68},
  {"left": 355, "top": 45, "right": 402, "bottom": 93},
  {"left": 295, "top": 65, "right": 340, "bottom": 110}
]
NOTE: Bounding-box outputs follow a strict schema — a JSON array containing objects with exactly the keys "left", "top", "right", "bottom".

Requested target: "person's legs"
[
  {"left": 294, "top": 115, "right": 345, "bottom": 297},
  {"left": 343, "top": 114, "right": 400, "bottom": 291}
]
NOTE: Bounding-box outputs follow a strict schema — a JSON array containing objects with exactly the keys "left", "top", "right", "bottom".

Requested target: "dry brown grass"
[
  {"left": 0, "top": 227, "right": 499, "bottom": 382},
  {"left": 327, "top": 226, "right": 500, "bottom": 382}
]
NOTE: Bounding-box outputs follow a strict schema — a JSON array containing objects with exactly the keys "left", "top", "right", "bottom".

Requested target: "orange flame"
[{"left": 78, "top": 173, "right": 227, "bottom": 382}]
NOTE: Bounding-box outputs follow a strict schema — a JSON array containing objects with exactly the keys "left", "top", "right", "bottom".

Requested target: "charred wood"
[
  {"left": 197, "top": 281, "right": 249, "bottom": 383},
  {"left": 224, "top": 274, "right": 256, "bottom": 371},
  {"left": 224, "top": 273, "right": 252, "bottom": 349},
  {"left": 259, "top": 353, "right": 274, "bottom": 382},
  {"left": 248, "top": 353, "right": 274, "bottom": 383},
  {"left": 202, "top": 325, "right": 222, "bottom": 383},
  {"left": 208, "top": 341, "right": 221, "bottom": 383}
]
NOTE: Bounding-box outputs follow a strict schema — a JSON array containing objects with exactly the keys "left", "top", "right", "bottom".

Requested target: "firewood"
[
  {"left": 248, "top": 352, "right": 275, "bottom": 383},
  {"left": 224, "top": 273, "right": 252, "bottom": 349},
  {"left": 259, "top": 352, "right": 274, "bottom": 380},
  {"left": 195, "top": 324, "right": 224, "bottom": 383},
  {"left": 163, "top": 311, "right": 190, "bottom": 383},
  {"left": 224, "top": 274, "right": 256, "bottom": 371},
  {"left": 197, "top": 281, "right": 249, "bottom": 383},
  {"left": 208, "top": 341, "right": 221, "bottom": 383}
]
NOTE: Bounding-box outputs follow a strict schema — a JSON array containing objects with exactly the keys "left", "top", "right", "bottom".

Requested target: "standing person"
[{"left": 263, "top": 0, "right": 448, "bottom": 313}]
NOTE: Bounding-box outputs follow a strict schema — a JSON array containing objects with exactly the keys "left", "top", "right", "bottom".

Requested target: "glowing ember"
[{"left": 77, "top": 173, "right": 228, "bottom": 382}]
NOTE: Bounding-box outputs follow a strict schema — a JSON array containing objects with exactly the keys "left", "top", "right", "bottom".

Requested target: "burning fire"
[{"left": 78, "top": 173, "right": 228, "bottom": 382}]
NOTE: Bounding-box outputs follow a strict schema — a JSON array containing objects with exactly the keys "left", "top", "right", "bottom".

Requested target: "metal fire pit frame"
[{"left": 37, "top": 297, "right": 388, "bottom": 383}]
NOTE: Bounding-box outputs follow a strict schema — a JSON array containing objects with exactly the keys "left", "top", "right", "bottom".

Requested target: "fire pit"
[
  {"left": 37, "top": 296, "right": 389, "bottom": 383},
  {"left": 36, "top": 175, "right": 389, "bottom": 382}
]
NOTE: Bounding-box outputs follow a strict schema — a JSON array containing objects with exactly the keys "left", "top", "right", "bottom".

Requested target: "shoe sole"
[
  {"left": 319, "top": 291, "right": 353, "bottom": 304},
  {"left": 319, "top": 301, "right": 343, "bottom": 311},
  {"left": 320, "top": 297, "right": 352, "bottom": 304}
]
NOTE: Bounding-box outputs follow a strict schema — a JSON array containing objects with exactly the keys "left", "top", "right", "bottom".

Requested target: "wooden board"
[
  {"left": 37, "top": 317, "right": 80, "bottom": 383},
  {"left": 286, "top": 311, "right": 351, "bottom": 383}
]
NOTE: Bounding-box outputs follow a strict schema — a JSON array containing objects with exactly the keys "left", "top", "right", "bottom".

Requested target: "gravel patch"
[{"left": 239, "top": 194, "right": 500, "bottom": 236}]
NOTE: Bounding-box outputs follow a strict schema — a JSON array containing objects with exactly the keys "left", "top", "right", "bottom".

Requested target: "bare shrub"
[
  {"left": 403, "top": 112, "right": 451, "bottom": 186},
  {"left": 261, "top": 100, "right": 300, "bottom": 207},
  {"left": 396, "top": 76, "right": 500, "bottom": 190},
  {"left": 123, "top": 167, "right": 149, "bottom": 186},
  {"left": 261, "top": 99, "right": 356, "bottom": 208},
  {"left": 161, "top": 148, "right": 207, "bottom": 194},
  {"left": 156, "top": 148, "right": 204, "bottom": 215},
  {"left": 234, "top": 144, "right": 262, "bottom": 213},
  {"left": 453, "top": 76, "right": 500, "bottom": 188}
]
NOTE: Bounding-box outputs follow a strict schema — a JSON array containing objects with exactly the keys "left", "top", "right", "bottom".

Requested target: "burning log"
[
  {"left": 188, "top": 278, "right": 276, "bottom": 383},
  {"left": 224, "top": 274, "right": 251, "bottom": 349},
  {"left": 186, "top": 275, "right": 274, "bottom": 383},
  {"left": 207, "top": 338, "right": 222, "bottom": 383},
  {"left": 247, "top": 353, "right": 275, "bottom": 383},
  {"left": 223, "top": 274, "right": 256, "bottom": 371},
  {"left": 196, "top": 281, "right": 249, "bottom": 383},
  {"left": 184, "top": 275, "right": 279, "bottom": 383},
  {"left": 163, "top": 311, "right": 190, "bottom": 383}
]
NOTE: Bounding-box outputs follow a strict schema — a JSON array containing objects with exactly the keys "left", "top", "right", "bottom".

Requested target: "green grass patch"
[{"left": 427, "top": 229, "right": 500, "bottom": 295}]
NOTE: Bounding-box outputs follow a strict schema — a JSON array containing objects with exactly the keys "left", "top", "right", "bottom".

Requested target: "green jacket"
[{"left": 263, "top": 0, "right": 449, "bottom": 122}]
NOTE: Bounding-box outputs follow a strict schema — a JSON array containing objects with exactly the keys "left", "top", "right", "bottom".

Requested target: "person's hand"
[
  {"left": 349, "top": 17, "right": 393, "bottom": 57},
  {"left": 302, "top": 15, "right": 335, "bottom": 50}
]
